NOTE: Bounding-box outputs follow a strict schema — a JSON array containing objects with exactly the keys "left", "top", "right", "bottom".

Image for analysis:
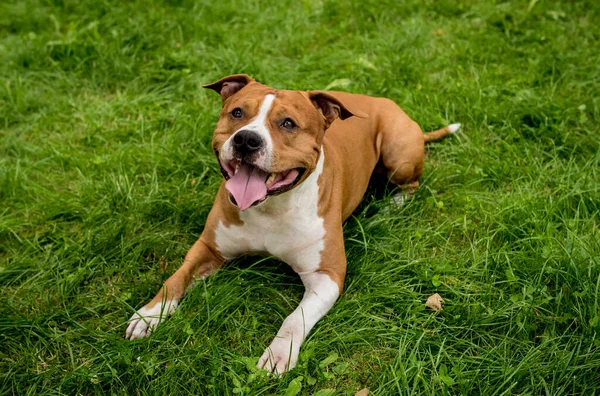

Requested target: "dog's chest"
[{"left": 214, "top": 153, "right": 325, "bottom": 274}]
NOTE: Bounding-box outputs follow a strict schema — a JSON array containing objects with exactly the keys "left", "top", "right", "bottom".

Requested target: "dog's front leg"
[
  {"left": 257, "top": 268, "right": 343, "bottom": 374},
  {"left": 126, "top": 237, "right": 223, "bottom": 340}
]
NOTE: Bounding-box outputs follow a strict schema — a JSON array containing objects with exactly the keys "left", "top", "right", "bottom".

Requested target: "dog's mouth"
[{"left": 219, "top": 158, "right": 305, "bottom": 210}]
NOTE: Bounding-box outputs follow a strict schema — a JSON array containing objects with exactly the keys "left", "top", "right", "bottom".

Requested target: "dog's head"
[{"left": 203, "top": 74, "right": 363, "bottom": 210}]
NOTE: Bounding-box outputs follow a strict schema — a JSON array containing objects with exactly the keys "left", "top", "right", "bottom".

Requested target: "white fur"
[
  {"left": 391, "top": 192, "right": 407, "bottom": 207},
  {"left": 448, "top": 123, "right": 461, "bottom": 133},
  {"left": 126, "top": 299, "right": 178, "bottom": 340},
  {"left": 214, "top": 149, "right": 326, "bottom": 274},
  {"left": 220, "top": 94, "right": 275, "bottom": 170},
  {"left": 256, "top": 272, "right": 339, "bottom": 374},
  {"left": 215, "top": 149, "right": 331, "bottom": 374}
]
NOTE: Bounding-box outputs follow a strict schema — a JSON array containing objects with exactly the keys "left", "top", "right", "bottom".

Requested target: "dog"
[{"left": 125, "top": 74, "right": 460, "bottom": 374}]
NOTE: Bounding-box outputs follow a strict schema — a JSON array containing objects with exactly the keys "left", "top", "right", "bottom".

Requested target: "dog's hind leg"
[
  {"left": 378, "top": 103, "right": 460, "bottom": 207},
  {"left": 376, "top": 106, "right": 426, "bottom": 207}
]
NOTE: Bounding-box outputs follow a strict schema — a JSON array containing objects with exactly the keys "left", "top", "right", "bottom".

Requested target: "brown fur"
[{"left": 140, "top": 76, "right": 453, "bottom": 308}]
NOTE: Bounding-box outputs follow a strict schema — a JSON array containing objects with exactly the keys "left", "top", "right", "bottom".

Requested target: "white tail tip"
[{"left": 447, "top": 123, "right": 461, "bottom": 133}]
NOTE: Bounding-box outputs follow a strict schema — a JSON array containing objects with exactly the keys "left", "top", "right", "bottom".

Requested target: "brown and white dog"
[{"left": 125, "top": 74, "right": 460, "bottom": 373}]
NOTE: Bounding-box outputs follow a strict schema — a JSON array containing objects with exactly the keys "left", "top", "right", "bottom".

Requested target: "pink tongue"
[{"left": 225, "top": 163, "right": 268, "bottom": 210}]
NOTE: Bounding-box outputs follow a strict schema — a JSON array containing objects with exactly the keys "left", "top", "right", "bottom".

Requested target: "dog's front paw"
[
  {"left": 257, "top": 335, "right": 301, "bottom": 374},
  {"left": 125, "top": 300, "right": 178, "bottom": 340}
]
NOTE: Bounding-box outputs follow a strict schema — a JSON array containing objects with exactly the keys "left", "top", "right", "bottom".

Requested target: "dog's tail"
[{"left": 423, "top": 123, "right": 461, "bottom": 143}]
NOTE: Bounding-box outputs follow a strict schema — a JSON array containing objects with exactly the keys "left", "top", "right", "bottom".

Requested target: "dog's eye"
[
  {"left": 231, "top": 108, "right": 243, "bottom": 119},
  {"left": 281, "top": 118, "right": 296, "bottom": 130}
]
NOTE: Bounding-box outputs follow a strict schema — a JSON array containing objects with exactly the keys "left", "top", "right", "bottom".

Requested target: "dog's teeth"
[
  {"left": 234, "top": 163, "right": 240, "bottom": 175},
  {"left": 266, "top": 173, "right": 276, "bottom": 185}
]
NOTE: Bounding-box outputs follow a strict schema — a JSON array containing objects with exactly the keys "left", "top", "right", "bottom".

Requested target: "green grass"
[{"left": 1, "top": 0, "right": 600, "bottom": 394}]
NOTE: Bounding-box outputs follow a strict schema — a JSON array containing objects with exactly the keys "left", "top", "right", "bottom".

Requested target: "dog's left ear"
[
  {"left": 309, "top": 91, "right": 368, "bottom": 128},
  {"left": 203, "top": 74, "right": 255, "bottom": 102}
]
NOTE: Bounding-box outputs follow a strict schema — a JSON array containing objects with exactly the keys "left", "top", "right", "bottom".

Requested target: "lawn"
[{"left": 1, "top": 0, "right": 600, "bottom": 394}]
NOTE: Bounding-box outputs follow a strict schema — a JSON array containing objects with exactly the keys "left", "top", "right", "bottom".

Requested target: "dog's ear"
[
  {"left": 203, "top": 74, "right": 255, "bottom": 102},
  {"left": 309, "top": 91, "right": 368, "bottom": 128}
]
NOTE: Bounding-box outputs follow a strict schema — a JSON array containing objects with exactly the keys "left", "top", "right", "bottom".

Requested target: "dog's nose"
[{"left": 232, "top": 130, "right": 264, "bottom": 154}]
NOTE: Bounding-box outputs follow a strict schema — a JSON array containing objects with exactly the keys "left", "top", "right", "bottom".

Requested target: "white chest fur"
[{"left": 214, "top": 151, "right": 325, "bottom": 274}]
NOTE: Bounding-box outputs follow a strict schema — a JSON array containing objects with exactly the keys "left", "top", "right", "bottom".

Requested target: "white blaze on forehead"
[
  {"left": 249, "top": 94, "right": 276, "bottom": 133},
  {"left": 221, "top": 94, "right": 276, "bottom": 169}
]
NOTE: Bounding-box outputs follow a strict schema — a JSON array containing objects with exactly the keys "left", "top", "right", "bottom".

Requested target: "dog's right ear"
[{"left": 203, "top": 74, "right": 254, "bottom": 102}]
